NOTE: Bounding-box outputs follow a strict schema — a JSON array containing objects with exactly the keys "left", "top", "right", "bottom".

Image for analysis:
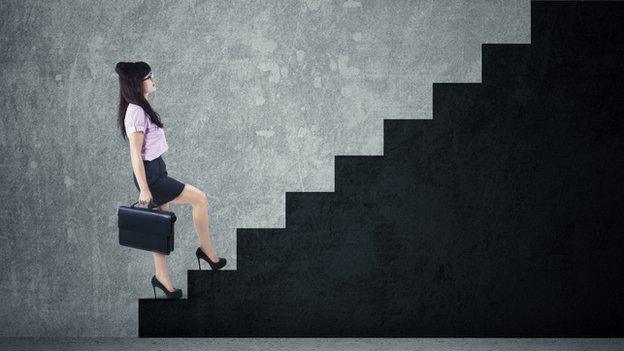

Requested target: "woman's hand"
[{"left": 139, "top": 188, "right": 153, "bottom": 206}]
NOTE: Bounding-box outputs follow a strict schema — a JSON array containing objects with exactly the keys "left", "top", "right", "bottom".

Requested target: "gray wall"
[{"left": 0, "top": 0, "right": 529, "bottom": 337}]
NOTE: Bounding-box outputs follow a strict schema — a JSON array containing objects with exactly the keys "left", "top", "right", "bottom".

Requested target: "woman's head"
[{"left": 115, "top": 61, "right": 164, "bottom": 141}]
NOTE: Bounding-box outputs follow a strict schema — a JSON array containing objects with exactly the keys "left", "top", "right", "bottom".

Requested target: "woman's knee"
[
  {"left": 196, "top": 191, "right": 208, "bottom": 207},
  {"left": 188, "top": 185, "right": 208, "bottom": 206},
  {"left": 171, "top": 183, "right": 207, "bottom": 207}
]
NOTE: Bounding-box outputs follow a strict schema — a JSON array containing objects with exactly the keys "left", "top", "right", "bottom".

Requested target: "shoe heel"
[
  {"left": 150, "top": 275, "right": 182, "bottom": 300},
  {"left": 196, "top": 247, "right": 227, "bottom": 271},
  {"left": 197, "top": 257, "right": 202, "bottom": 270}
]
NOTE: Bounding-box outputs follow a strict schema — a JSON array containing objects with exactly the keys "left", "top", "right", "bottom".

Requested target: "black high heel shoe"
[
  {"left": 151, "top": 275, "right": 183, "bottom": 299},
  {"left": 196, "top": 247, "right": 227, "bottom": 270}
]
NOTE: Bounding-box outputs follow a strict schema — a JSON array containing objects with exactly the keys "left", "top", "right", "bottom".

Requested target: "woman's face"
[{"left": 142, "top": 72, "right": 157, "bottom": 95}]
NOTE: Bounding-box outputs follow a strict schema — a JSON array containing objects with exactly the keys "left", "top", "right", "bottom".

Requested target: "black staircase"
[{"left": 139, "top": 1, "right": 624, "bottom": 337}]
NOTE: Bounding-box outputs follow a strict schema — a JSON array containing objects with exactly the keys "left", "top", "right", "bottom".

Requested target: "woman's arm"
[{"left": 128, "top": 131, "right": 149, "bottom": 191}]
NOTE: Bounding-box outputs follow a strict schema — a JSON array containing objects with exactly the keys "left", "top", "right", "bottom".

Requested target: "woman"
[{"left": 115, "top": 61, "right": 226, "bottom": 300}]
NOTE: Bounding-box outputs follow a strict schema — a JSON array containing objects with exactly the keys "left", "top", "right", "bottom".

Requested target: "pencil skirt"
[{"left": 132, "top": 155, "right": 185, "bottom": 208}]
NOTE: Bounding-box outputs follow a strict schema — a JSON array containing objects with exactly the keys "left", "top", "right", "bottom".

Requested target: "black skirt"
[{"left": 133, "top": 155, "right": 185, "bottom": 208}]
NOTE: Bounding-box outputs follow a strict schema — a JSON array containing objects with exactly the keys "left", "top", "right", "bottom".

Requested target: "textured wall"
[{"left": 0, "top": 0, "right": 529, "bottom": 337}]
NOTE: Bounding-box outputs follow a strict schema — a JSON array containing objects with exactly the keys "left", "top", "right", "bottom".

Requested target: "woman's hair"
[{"left": 115, "top": 61, "right": 164, "bottom": 141}]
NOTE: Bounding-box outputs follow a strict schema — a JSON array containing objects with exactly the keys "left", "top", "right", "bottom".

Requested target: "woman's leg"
[
  {"left": 152, "top": 202, "right": 175, "bottom": 292},
  {"left": 169, "top": 183, "right": 221, "bottom": 262}
]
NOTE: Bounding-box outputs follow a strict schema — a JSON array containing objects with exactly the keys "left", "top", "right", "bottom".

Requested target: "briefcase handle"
[
  {"left": 130, "top": 200, "right": 158, "bottom": 210},
  {"left": 128, "top": 201, "right": 176, "bottom": 222}
]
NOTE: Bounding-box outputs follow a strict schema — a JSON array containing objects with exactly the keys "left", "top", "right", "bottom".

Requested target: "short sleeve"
[{"left": 124, "top": 105, "right": 148, "bottom": 134}]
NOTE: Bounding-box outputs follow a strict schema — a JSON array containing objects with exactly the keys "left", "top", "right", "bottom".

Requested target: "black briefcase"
[{"left": 118, "top": 201, "right": 177, "bottom": 255}]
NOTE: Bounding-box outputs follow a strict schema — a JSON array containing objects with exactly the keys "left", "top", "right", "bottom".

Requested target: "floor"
[{"left": 1, "top": 338, "right": 623, "bottom": 351}]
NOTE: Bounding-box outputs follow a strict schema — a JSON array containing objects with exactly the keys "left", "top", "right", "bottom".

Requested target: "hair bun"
[{"left": 115, "top": 62, "right": 132, "bottom": 76}]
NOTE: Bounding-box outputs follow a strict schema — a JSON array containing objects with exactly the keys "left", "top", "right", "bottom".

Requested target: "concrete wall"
[{"left": 0, "top": 0, "right": 529, "bottom": 337}]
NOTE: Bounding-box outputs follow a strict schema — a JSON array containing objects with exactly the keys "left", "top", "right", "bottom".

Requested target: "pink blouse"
[{"left": 124, "top": 103, "right": 169, "bottom": 161}]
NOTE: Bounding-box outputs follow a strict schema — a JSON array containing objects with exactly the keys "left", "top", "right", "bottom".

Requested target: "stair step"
[
  {"left": 285, "top": 191, "right": 335, "bottom": 228},
  {"left": 432, "top": 83, "right": 484, "bottom": 123},
  {"left": 383, "top": 119, "right": 433, "bottom": 157},
  {"left": 530, "top": 2, "right": 624, "bottom": 80},
  {"left": 236, "top": 228, "right": 292, "bottom": 272},
  {"left": 531, "top": 1, "right": 624, "bottom": 50},
  {"left": 334, "top": 155, "right": 385, "bottom": 194},
  {"left": 139, "top": 299, "right": 194, "bottom": 337},
  {"left": 432, "top": 83, "right": 489, "bottom": 138},
  {"left": 139, "top": 298, "right": 262, "bottom": 337},
  {"left": 237, "top": 192, "right": 352, "bottom": 272},
  {"left": 481, "top": 44, "right": 532, "bottom": 85},
  {"left": 382, "top": 118, "right": 472, "bottom": 191},
  {"left": 381, "top": 83, "right": 486, "bottom": 167},
  {"left": 237, "top": 228, "right": 288, "bottom": 252},
  {"left": 188, "top": 268, "right": 294, "bottom": 302},
  {"left": 187, "top": 270, "right": 240, "bottom": 299}
]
